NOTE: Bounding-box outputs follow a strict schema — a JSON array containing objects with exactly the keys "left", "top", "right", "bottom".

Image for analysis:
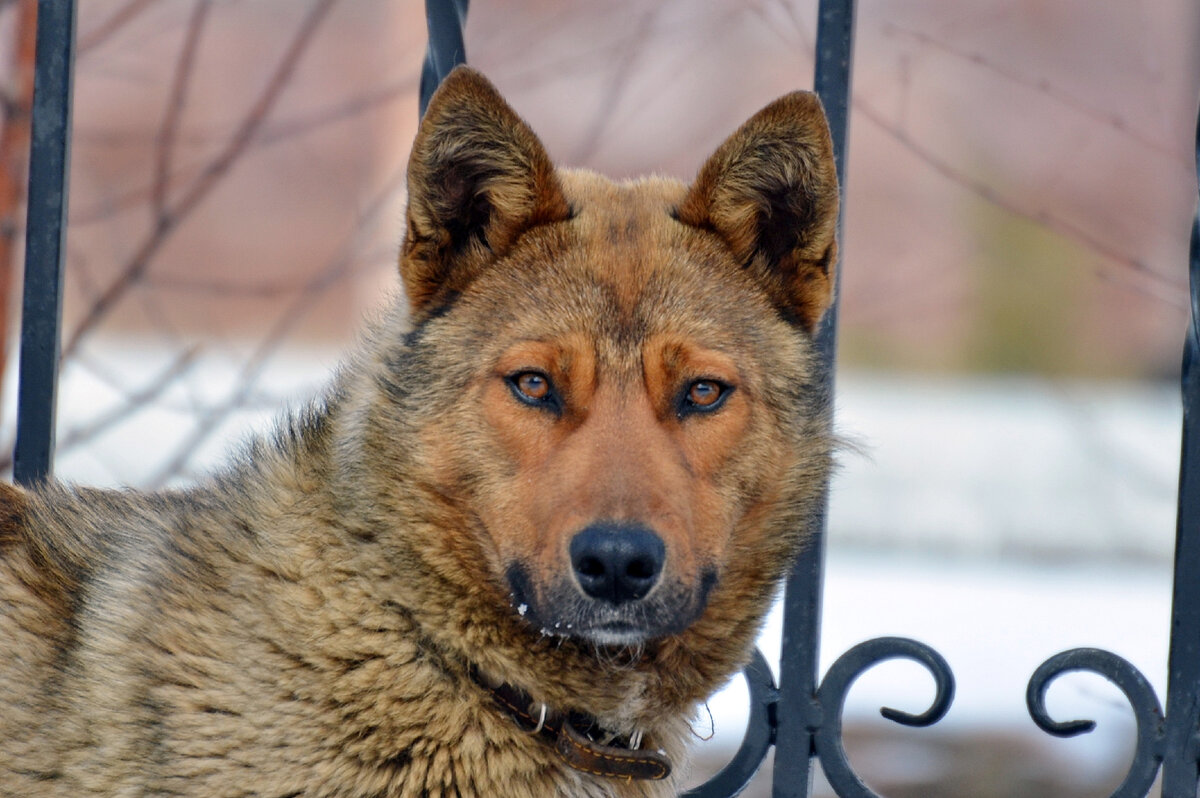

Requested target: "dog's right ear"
[
  {"left": 401, "top": 67, "right": 571, "bottom": 317},
  {"left": 676, "top": 91, "right": 839, "bottom": 334}
]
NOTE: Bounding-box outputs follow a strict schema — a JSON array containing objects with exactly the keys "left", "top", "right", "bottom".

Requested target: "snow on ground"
[{"left": 829, "top": 372, "right": 1180, "bottom": 562}]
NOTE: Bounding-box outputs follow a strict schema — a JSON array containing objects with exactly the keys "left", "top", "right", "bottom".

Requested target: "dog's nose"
[{"left": 569, "top": 523, "right": 665, "bottom": 604}]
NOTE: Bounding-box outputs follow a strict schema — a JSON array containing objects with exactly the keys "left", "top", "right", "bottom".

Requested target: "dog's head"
[{"left": 393, "top": 68, "right": 837, "bottom": 648}]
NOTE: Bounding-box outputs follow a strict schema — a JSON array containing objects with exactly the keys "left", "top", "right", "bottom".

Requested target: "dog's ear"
[
  {"left": 401, "top": 67, "right": 571, "bottom": 316},
  {"left": 676, "top": 92, "right": 839, "bottom": 333}
]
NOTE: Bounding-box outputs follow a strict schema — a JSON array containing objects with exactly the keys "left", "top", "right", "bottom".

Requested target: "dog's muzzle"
[{"left": 507, "top": 522, "right": 715, "bottom": 645}]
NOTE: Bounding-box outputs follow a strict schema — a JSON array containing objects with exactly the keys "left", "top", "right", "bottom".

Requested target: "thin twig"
[
  {"left": 144, "top": 241, "right": 399, "bottom": 297},
  {"left": 146, "top": 161, "right": 407, "bottom": 486},
  {"left": 570, "top": 6, "right": 660, "bottom": 163},
  {"left": 70, "top": 74, "right": 419, "bottom": 227},
  {"left": 54, "top": 349, "right": 201, "bottom": 457},
  {"left": 853, "top": 98, "right": 1186, "bottom": 308},
  {"left": 882, "top": 23, "right": 1189, "bottom": 166},
  {"left": 153, "top": 0, "right": 212, "bottom": 223},
  {"left": 77, "top": 0, "right": 158, "bottom": 55},
  {"left": 767, "top": 0, "right": 1184, "bottom": 305},
  {"left": 62, "top": 0, "right": 341, "bottom": 362},
  {"left": 0, "top": 346, "right": 200, "bottom": 474}
]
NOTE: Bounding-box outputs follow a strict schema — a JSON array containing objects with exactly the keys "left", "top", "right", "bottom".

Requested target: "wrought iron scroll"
[
  {"left": 686, "top": 637, "right": 955, "bottom": 798},
  {"left": 1025, "top": 649, "right": 1164, "bottom": 796},
  {"left": 13, "top": 0, "right": 77, "bottom": 485},
  {"left": 687, "top": 649, "right": 781, "bottom": 797},
  {"left": 812, "top": 638, "right": 955, "bottom": 798}
]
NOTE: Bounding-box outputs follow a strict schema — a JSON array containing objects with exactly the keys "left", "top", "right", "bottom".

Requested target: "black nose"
[{"left": 569, "top": 523, "right": 665, "bottom": 604}]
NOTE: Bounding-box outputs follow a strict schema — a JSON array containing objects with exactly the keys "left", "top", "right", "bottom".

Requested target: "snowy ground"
[
  {"left": 828, "top": 373, "right": 1179, "bottom": 563},
  {"left": 6, "top": 339, "right": 1183, "bottom": 787}
]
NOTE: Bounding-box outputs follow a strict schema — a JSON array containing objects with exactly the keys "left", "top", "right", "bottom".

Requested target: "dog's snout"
[{"left": 569, "top": 523, "right": 665, "bottom": 604}]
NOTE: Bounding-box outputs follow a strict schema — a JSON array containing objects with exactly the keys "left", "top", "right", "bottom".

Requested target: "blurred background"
[{"left": 0, "top": 1, "right": 1197, "bottom": 794}]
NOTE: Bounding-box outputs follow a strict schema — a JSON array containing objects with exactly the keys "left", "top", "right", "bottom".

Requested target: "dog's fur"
[{"left": 0, "top": 68, "right": 838, "bottom": 797}]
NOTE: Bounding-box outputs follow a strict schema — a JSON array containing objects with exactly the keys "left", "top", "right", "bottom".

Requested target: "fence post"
[
  {"left": 772, "top": 1, "right": 855, "bottom": 796},
  {"left": 1160, "top": 96, "right": 1200, "bottom": 798},
  {"left": 13, "top": 0, "right": 76, "bottom": 485}
]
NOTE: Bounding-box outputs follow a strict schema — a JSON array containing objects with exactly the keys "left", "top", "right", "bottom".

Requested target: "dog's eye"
[
  {"left": 688, "top": 381, "right": 722, "bottom": 407},
  {"left": 515, "top": 372, "right": 550, "bottom": 400},
  {"left": 680, "top": 379, "right": 732, "bottom": 416},
  {"left": 506, "top": 371, "right": 560, "bottom": 410}
]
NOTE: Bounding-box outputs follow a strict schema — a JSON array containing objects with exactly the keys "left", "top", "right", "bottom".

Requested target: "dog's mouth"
[
  {"left": 506, "top": 564, "right": 716, "bottom": 645},
  {"left": 576, "top": 621, "right": 654, "bottom": 647}
]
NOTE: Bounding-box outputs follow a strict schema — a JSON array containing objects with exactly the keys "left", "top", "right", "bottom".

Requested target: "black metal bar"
[
  {"left": 419, "top": 0, "right": 469, "bottom": 118},
  {"left": 13, "top": 0, "right": 77, "bottom": 485},
  {"left": 773, "top": 1, "right": 855, "bottom": 796},
  {"left": 1160, "top": 94, "right": 1200, "bottom": 798},
  {"left": 681, "top": 649, "right": 780, "bottom": 798}
]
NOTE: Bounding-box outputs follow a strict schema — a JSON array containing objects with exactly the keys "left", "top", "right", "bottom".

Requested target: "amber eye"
[
  {"left": 688, "top": 380, "right": 723, "bottom": 407},
  {"left": 506, "top": 370, "right": 560, "bottom": 412},
  {"left": 515, "top": 372, "right": 550, "bottom": 401},
  {"left": 680, "top": 379, "right": 732, "bottom": 417}
]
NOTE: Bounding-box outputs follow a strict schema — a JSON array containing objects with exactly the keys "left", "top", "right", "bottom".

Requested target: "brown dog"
[{"left": 0, "top": 67, "right": 838, "bottom": 797}]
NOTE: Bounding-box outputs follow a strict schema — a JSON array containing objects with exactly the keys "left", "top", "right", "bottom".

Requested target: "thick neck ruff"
[{"left": 470, "top": 666, "right": 672, "bottom": 781}]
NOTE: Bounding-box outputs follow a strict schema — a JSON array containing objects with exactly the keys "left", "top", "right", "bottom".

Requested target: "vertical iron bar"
[
  {"left": 419, "top": 0, "right": 468, "bottom": 117},
  {"left": 13, "top": 0, "right": 77, "bottom": 485},
  {"left": 1160, "top": 95, "right": 1200, "bottom": 798},
  {"left": 772, "top": 1, "right": 855, "bottom": 796}
]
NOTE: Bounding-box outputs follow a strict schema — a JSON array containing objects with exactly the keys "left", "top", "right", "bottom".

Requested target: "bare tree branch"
[
  {"left": 0, "top": 346, "right": 201, "bottom": 473},
  {"left": 146, "top": 162, "right": 408, "bottom": 487},
  {"left": 882, "top": 22, "right": 1190, "bottom": 166},
  {"left": 569, "top": 6, "right": 660, "bottom": 163},
  {"left": 78, "top": 0, "right": 159, "bottom": 55},
  {"left": 853, "top": 97, "right": 1187, "bottom": 308},
  {"left": 143, "top": 244, "right": 396, "bottom": 298},
  {"left": 767, "top": 0, "right": 1184, "bottom": 305},
  {"left": 153, "top": 0, "right": 212, "bottom": 223},
  {"left": 62, "top": 0, "right": 342, "bottom": 362},
  {"left": 70, "top": 74, "right": 419, "bottom": 228}
]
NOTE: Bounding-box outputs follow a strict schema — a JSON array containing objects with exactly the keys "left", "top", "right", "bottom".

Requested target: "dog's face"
[{"left": 395, "top": 68, "right": 837, "bottom": 647}]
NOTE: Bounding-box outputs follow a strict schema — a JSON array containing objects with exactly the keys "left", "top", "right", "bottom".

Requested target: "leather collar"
[{"left": 470, "top": 667, "right": 671, "bottom": 781}]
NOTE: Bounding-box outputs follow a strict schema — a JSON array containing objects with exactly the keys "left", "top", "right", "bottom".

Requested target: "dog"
[{"left": 0, "top": 66, "right": 839, "bottom": 797}]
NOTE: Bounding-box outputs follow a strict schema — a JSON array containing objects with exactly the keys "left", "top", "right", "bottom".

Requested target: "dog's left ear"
[
  {"left": 676, "top": 92, "right": 839, "bottom": 333},
  {"left": 401, "top": 67, "right": 572, "bottom": 316}
]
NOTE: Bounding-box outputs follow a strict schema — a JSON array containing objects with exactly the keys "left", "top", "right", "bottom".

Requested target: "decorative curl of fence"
[{"left": 16, "top": 0, "right": 1200, "bottom": 795}]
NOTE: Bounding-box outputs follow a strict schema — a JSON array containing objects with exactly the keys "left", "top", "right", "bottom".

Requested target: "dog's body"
[{"left": 0, "top": 69, "right": 839, "bottom": 797}]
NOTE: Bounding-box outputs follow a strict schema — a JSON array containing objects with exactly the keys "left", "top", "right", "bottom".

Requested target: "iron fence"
[
  {"left": 15, "top": 0, "right": 1200, "bottom": 795},
  {"left": 13, "top": 0, "right": 74, "bottom": 485}
]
